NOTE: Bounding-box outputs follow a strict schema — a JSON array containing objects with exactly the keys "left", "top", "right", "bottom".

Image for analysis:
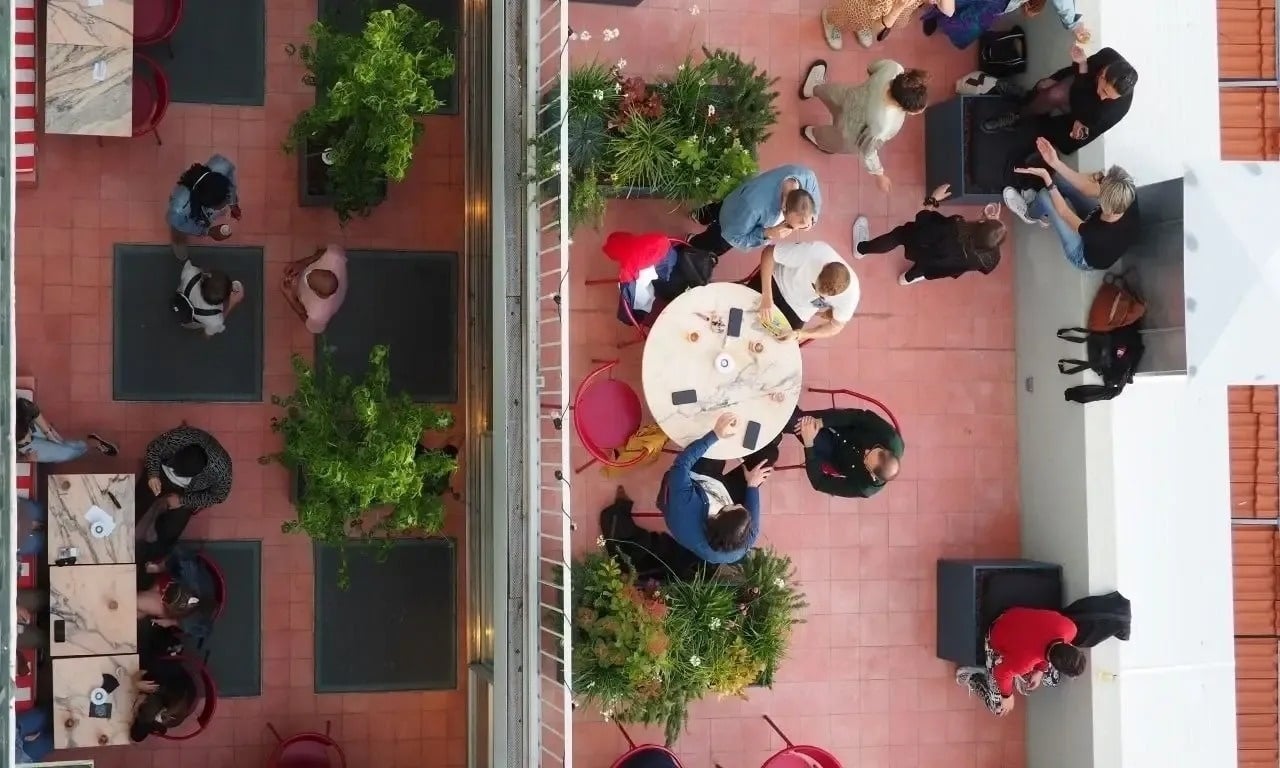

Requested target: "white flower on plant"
[
  {"left": 550, "top": 162, "right": 561, "bottom": 173},
  {"left": 593, "top": 89, "right": 605, "bottom": 101},
  {"left": 773, "top": 577, "right": 786, "bottom": 589},
  {"left": 709, "top": 617, "right": 722, "bottom": 629},
  {"left": 707, "top": 105, "right": 716, "bottom": 117},
  {"left": 601, "top": 710, "right": 613, "bottom": 722},
  {"left": 578, "top": 30, "right": 592, "bottom": 41},
  {"left": 569, "top": 31, "right": 578, "bottom": 41},
  {"left": 677, "top": 63, "right": 686, "bottom": 72},
  {"left": 690, "top": 655, "right": 702, "bottom": 667},
  {"left": 723, "top": 126, "right": 731, "bottom": 135},
  {"left": 671, "top": 159, "right": 679, "bottom": 167},
  {"left": 690, "top": 4, "right": 700, "bottom": 14},
  {"left": 601, "top": 27, "right": 620, "bottom": 41},
  {"left": 698, "top": 79, "right": 707, "bottom": 86},
  {"left": 595, "top": 535, "right": 606, "bottom": 548},
  {"left": 617, "top": 58, "right": 628, "bottom": 70},
  {"left": 613, "top": 82, "right": 622, "bottom": 93}
]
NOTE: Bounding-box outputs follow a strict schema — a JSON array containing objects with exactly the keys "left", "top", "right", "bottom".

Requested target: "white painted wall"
[{"left": 1010, "top": 0, "right": 1230, "bottom": 766}]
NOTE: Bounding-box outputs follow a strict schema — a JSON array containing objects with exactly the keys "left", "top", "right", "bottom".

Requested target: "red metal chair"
[
  {"left": 132, "top": 52, "right": 170, "bottom": 145},
  {"left": 773, "top": 387, "right": 900, "bottom": 472},
  {"left": 267, "top": 720, "right": 347, "bottom": 768},
  {"left": 569, "top": 360, "right": 646, "bottom": 474},
  {"left": 134, "top": 0, "right": 183, "bottom": 55},
  {"left": 194, "top": 551, "right": 227, "bottom": 621},
  {"left": 755, "top": 715, "right": 843, "bottom": 768},
  {"left": 156, "top": 656, "right": 218, "bottom": 741},
  {"left": 611, "top": 723, "right": 684, "bottom": 768},
  {"left": 586, "top": 237, "right": 689, "bottom": 349}
]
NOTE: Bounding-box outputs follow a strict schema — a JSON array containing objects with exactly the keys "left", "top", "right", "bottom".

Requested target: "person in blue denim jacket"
[
  {"left": 167, "top": 155, "right": 241, "bottom": 258},
  {"left": 688, "top": 164, "right": 822, "bottom": 256}
]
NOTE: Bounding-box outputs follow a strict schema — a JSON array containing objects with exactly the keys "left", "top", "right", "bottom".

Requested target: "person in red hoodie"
[{"left": 955, "top": 606, "right": 1087, "bottom": 715}]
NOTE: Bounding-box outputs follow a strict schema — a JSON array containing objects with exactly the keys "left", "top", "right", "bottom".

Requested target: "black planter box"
[
  {"left": 297, "top": 137, "right": 388, "bottom": 209},
  {"left": 935, "top": 558, "right": 1063, "bottom": 667},
  {"left": 924, "top": 95, "right": 1036, "bottom": 206}
]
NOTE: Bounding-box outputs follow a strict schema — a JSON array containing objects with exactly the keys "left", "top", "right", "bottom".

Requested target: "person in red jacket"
[{"left": 956, "top": 606, "right": 1087, "bottom": 715}]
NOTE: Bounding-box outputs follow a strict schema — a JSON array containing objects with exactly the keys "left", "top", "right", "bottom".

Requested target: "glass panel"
[{"left": 1219, "top": 0, "right": 1278, "bottom": 80}]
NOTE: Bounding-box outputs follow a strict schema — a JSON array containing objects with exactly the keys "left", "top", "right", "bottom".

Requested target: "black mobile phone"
[
  {"left": 742, "top": 420, "right": 762, "bottom": 450},
  {"left": 53, "top": 620, "right": 66, "bottom": 644},
  {"left": 726, "top": 307, "right": 744, "bottom": 337},
  {"left": 670, "top": 389, "right": 698, "bottom": 406}
]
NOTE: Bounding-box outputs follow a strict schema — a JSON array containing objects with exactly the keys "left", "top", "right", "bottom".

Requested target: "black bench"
[{"left": 936, "top": 558, "right": 1064, "bottom": 667}]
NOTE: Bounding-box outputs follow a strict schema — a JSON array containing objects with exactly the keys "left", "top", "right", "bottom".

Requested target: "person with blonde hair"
[
  {"left": 744, "top": 240, "right": 859, "bottom": 341},
  {"left": 821, "top": 0, "right": 954, "bottom": 50},
  {"left": 1003, "top": 137, "right": 1140, "bottom": 270},
  {"left": 799, "top": 60, "right": 930, "bottom": 194}
]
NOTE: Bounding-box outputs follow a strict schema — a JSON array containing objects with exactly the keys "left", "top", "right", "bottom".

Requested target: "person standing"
[
  {"left": 799, "top": 60, "right": 929, "bottom": 194},
  {"left": 851, "top": 183, "right": 1007, "bottom": 284},
  {"left": 137, "top": 425, "right": 233, "bottom": 561},
  {"left": 745, "top": 241, "right": 859, "bottom": 341},
  {"left": 922, "top": 0, "right": 1089, "bottom": 50},
  {"left": 688, "top": 165, "right": 821, "bottom": 256},
  {"left": 956, "top": 606, "right": 1087, "bottom": 716},
  {"left": 167, "top": 155, "right": 241, "bottom": 259},
  {"left": 820, "top": 0, "right": 951, "bottom": 50},
  {"left": 1003, "top": 138, "right": 1139, "bottom": 271},
  {"left": 982, "top": 44, "right": 1137, "bottom": 157},
  {"left": 173, "top": 258, "right": 244, "bottom": 337},
  {"left": 280, "top": 245, "right": 349, "bottom": 334}
]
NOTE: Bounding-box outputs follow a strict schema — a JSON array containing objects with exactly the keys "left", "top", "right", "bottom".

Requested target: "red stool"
[
  {"left": 132, "top": 52, "right": 170, "bottom": 144},
  {"left": 156, "top": 656, "right": 218, "bottom": 741},
  {"left": 195, "top": 551, "right": 227, "bottom": 620},
  {"left": 715, "top": 716, "right": 843, "bottom": 768},
  {"left": 134, "top": 0, "right": 183, "bottom": 54},
  {"left": 267, "top": 720, "right": 347, "bottom": 768},
  {"left": 569, "top": 360, "right": 645, "bottom": 474},
  {"left": 611, "top": 723, "right": 684, "bottom": 768}
]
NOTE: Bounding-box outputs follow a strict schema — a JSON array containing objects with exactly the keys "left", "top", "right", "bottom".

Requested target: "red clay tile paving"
[
  {"left": 14, "top": 0, "right": 468, "bottom": 763},
  {"left": 564, "top": 1, "right": 1025, "bottom": 766}
]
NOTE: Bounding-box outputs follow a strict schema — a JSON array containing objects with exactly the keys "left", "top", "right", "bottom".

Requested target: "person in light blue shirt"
[
  {"left": 658, "top": 412, "right": 775, "bottom": 565},
  {"left": 688, "top": 164, "right": 822, "bottom": 256},
  {"left": 167, "top": 155, "right": 241, "bottom": 258}
]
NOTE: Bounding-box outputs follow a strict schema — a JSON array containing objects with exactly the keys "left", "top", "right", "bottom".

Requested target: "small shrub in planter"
[
  {"left": 284, "top": 4, "right": 455, "bottom": 224},
  {"left": 262, "top": 345, "right": 456, "bottom": 587},
  {"left": 544, "top": 49, "right": 779, "bottom": 232}
]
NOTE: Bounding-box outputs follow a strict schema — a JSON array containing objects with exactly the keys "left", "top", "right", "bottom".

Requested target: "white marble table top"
[
  {"left": 48, "top": 473, "right": 136, "bottom": 565},
  {"left": 53, "top": 654, "right": 140, "bottom": 748},
  {"left": 642, "top": 282, "right": 803, "bottom": 460},
  {"left": 47, "top": 0, "right": 134, "bottom": 47},
  {"left": 44, "top": 43, "right": 134, "bottom": 137},
  {"left": 50, "top": 563, "right": 139, "bottom": 657}
]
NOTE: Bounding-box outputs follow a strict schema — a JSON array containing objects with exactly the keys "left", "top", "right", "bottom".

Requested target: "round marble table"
[{"left": 642, "top": 282, "right": 804, "bottom": 460}]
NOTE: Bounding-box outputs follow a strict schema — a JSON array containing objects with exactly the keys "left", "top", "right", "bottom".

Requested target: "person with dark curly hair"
[
  {"left": 798, "top": 59, "right": 930, "bottom": 193},
  {"left": 166, "top": 155, "right": 242, "bottom": 259}
]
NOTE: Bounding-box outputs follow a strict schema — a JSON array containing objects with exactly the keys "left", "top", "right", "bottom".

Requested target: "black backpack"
[
  {"left": 653, "top": 245, "right": 719, "bottom": 302},
  {"left": 172, "top": 272, "right": 220, "bottom": 327},
  {"left": 1056, "top": 324, "right": 1144, "bottom": 403},
  {"left": 979, "top": 26, "right": 1028, "bottom": 78}
]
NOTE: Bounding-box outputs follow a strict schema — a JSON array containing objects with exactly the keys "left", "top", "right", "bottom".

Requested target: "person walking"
[{"left": 820, "top": 0, "right": 952, "bottom": 50}]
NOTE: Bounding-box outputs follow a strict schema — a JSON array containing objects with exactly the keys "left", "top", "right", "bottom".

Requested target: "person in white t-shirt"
[
  {"left": 743, "top": 241, "right": 859, "bottom": 341},
  {"left": 175, "top": 259, "right": 243, "bottom": 337}
]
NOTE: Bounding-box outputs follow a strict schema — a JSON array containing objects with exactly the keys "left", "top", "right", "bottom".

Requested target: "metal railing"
[
  {"left": 525, "top": 0, "right": 573, "bottom": 763},
  {"left": 2, "top": 0, "right": 17, "bottom": 761}
]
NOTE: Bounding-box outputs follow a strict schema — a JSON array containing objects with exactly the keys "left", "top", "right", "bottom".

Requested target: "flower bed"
[
  {"left": 572, "top": 547, "right": 807, "bottom": 744},
  {"left": 552, "top": 48, "right": 779, "bottom": 232}
]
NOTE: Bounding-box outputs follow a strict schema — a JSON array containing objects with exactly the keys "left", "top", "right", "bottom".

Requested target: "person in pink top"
[{"left": 280, "top": 245, "right": 348, "bottom": 334}]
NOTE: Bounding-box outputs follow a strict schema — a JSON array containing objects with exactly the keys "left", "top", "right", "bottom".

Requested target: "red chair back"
[
  {"left": 156, "top": 656, "right": 218, "bottom": 741},
  {"left": 270, "top": 731, "right": 348, "bottom": 768},
  {"left": 760, "top": 746, "right": 843, "bottom": 768},
  {"left": 611, "top": 724, "right": 683, "bottom": 768},
  {"left": 132, "top": 52, "right": 170, "bottom": 138},
  {"left": 195, "top": 551, "right": 227, "bottom": 620},
  {"left": 572, "top": 360, "right": 646, "bottom": 471}
]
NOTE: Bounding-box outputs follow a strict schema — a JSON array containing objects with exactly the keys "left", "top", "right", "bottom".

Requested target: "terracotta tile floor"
[
  {"left": 14, "top": 0, "right": 469, "bottom": 763},
  {"left": 564, "top": 1, "right": 1025, "bottom": 766}
]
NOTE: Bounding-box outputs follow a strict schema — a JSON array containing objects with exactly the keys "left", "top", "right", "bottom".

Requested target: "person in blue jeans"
[
  {"left": 1002, "top": 137, "right": 1140, "bottom": 272},
  {"left": 16, "top": 396, "right": 117, "bottom": 463},
  {"left": 17, "top": 498, "right": 46, "bottom": 556},
  {"left": 658, "top": 412, "right": 774, "bottom": 565},
  {"left": 14, "top": 706, "right": 54, "bottom": 764}
]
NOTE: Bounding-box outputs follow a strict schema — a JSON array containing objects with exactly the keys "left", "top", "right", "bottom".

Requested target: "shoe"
[
  {"left": 88, "top": 433, "right": 118, "bottom": 457},
  {"left": 801, "top": 60, "right": 827, "bottom": 100},
  {"left": 955, "top": 666, "right": 985, "bottom": 687},
  {"left": 898, "top": 271, "right": 925, "bottom": 286},
  {"left": 980, "top": 112, "right": 1020, "bottom": 134},
  {"left": 1003, "top": 186, "right": 1037, "bottom": 225},
  {"left": 851, "top": 215, "right": 870, "bottom": 259},
  {"left": 855, "top": 29, "right": 875, "bottom": 48},
  {"left": 820, "top": 9, "right": 843, "bottom": 50},
  {"left": 922, "top": 16, "right": 938, "bottom": 36},
  {"left": 876, "top": 24, "right": 892, "bottom": 42}
]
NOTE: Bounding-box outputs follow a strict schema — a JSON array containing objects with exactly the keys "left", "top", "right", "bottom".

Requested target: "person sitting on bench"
[
  {"left": 791, "top": 407, "right": 903, "bottom": 498},
  {"left": 659, "top": 412, "right": 773, "bottom": 566},
  {"left": 955, "top": 606, "right": 1087, "bottom": 716},
  {"left": 688, "top": 164, "right": 821, "bottom": 256},
  {"left": 174, "top": 258, "right": 244, "bottom": 337},
  {"left": 280, "top": 245, "right": 348, "bottom": 334},
  {"left": 744, "top": 241, "right": 859, "bottom": 341},
  {"left": 138, "top": 426, "right": 233, "bottom": 561},
  {"left": 16, "top": 396, "right": 117, "bottom": 463}
]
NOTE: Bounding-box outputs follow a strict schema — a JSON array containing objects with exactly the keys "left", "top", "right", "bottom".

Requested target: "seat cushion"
[{"left": 577, "top": 378, "right": 642, "bottom": 450}]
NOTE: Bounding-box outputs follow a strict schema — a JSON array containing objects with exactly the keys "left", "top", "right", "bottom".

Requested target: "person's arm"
[
  {"left": 797, "top": 310, "right": 845, "bottom": 340},
  {"left": 1045, "top": 184, "right": 1086, "bottom": 232},
  {"left": 1044, "top": 155, "right": 1102, "bottom": 198},
  {"left": 802, "top": 453, "right": 880, "bottom": 498},
  {"left": 1049, "top": 0, "right": 1082, "bottom": 28},
  {"left": 667, "top": 432, "right": 718, "bottom": 493},
  {"left": 181, "top": 439, "right": 233, "bottom": 509},
  {"left": 287, "top": 247, "right": 328, "bottom": 276},
  {"left": 207, "top": 155, "right": 239, "bottom": 206},
  {"left": 861, "top": 139, "right": 886, "bottom": 178},
  {"left": 719, "top": 195, "right": 768, "bottom": 250},
  {"left": 867, "top": 59, "right": 894, "bottom": 77},
  {"left": 758, "top": 245, "right": 778, "bottom": 305}
]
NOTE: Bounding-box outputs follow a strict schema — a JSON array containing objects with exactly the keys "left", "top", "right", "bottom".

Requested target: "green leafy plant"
[
  {"left": 571, "top": 546, "right": 806, "bottom": 744},
  {"left": 553, "top": 48, "right": 779, "bottom": 231},
  {"left": 285, "top": 4, "right": 456, "bottom": 223},
  {"left": 263, "top": 345, "right": 456, "bottom": 585}
]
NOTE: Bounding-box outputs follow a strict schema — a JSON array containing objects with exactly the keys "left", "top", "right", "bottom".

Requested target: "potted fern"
[
  {"left": 285, "top": 4, "right": 456, "bottom": 223},
  {"left": 262, "top": 345, "right": 457, "bottom": 585}
]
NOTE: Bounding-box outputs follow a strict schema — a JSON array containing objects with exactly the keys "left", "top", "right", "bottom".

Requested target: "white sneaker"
[
  {"left": 801, "top": 126, "right": 819, "bottom": 148},
  {"left": 898, "top": 271, "right": 925, "bottom": 286},
  {"left": 1002, "top": 186, "right": 1037, "bottom": 225},
  {"left": 851, "top": 215, "right": 870, "bottom": 259},
  {"left": 856, "top": 29, "right": 875, "bottom": 48},
  {"left": 955, "top": 666, "right": 985, "bottom": 687},
  {"left": 801, "top": 60, "right": 827, "bottom": 100},
  {"left": 820, "top": 9, "right": 843, "bottom": 50}
]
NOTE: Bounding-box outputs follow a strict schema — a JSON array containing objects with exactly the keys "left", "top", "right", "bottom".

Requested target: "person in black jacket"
[
  {"left": 852, "top": 184, "right": 1006, "bottom": 285},
  {"left": 788, "top": 407, "right": 904, "bottom": 498},
  {"left": 130, "top": 657, "right": 199, "bottom": 742},
  {"left": 981, "top": 43, "right": 1137, "bottom": 157}
]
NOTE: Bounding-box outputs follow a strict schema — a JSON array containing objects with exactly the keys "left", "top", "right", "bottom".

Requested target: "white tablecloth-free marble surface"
[
  {"left": 642, "top": 282, "right": 803, "bottom": 461},
  {"left": 47, "top": 473, "right": 135, "bottom": 565},
  {"left": 52, "top": 654, "right": 140, "bottom": 748},
  {"left": 49, "top": 563, "right": 139, "bottom": 657}
]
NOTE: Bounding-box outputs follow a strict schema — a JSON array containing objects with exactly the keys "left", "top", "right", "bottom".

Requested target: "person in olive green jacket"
[{"left": 792, "top": 408, "right": 904, "bottom": 497}]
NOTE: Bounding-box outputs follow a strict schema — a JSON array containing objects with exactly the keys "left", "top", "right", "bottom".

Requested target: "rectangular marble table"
[
  {"left": 48, "top": 473, "right": 136, "bottom": 564},
  {"left": 43, "top": 0, "right": 134, "bottom": 136},
  {"left": 52, "top": 654, "right": 140, "bottom": 748},
  {"left": 49, "top": 563, "right": 139, "bottom": 657}
]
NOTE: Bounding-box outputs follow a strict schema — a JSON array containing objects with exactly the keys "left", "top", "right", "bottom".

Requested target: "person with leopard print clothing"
[
  {"left": 955, "top": 607, "right": 1086, "bottom": 716},
  {"left": 138, "top": 425, "right": 233, "bottom": 561}
]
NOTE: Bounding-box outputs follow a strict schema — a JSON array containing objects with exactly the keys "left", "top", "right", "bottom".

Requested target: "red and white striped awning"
[{"left": 14, "top": 0, "right": 37, "bottom": 177}]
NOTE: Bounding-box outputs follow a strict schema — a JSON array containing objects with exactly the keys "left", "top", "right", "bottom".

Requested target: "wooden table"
[
  {"left": 47, "top": 474, "right": 136, "bottom": 565},
  {"left": 50, "top": 563, "right": 138, "bottom": 657},
  {"left": 641, "top": 282, "right": 804, "bottom": 460},
  {"left": 44, "top": 0, "right": 134, "bottom": 136},
  {"left": 52, "top": 654, "right": 140, "bottom": 748}
]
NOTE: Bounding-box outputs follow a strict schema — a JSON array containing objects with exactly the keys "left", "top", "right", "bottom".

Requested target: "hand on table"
[
  {"left": 757, "top": 298, "right": 777, "bottom": 326},
  {"left": 712, "top": 412, "right": 739, "bottom": 439},
  {"left": 147, "top": 476, "right": 162, "bottom": 496},
  {"left": 794, "top": 415, "right": 822, "bottom": 447}
]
